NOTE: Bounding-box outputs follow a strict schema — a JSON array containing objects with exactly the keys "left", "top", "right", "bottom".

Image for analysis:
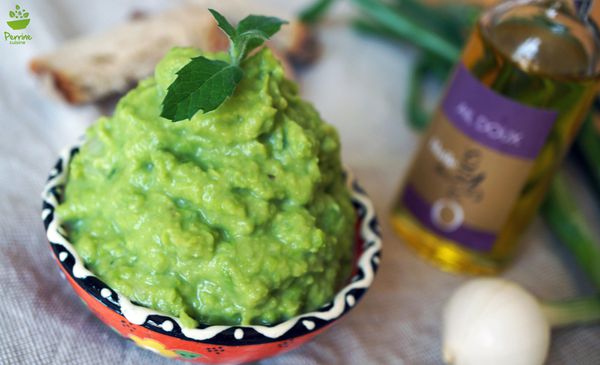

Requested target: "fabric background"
[{"left": 1, "top": 1, "right": 598, "bottom": 364}]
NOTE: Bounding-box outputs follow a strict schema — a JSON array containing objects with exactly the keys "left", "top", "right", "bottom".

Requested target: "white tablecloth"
[{"left": 1, "top": 1, "right": 598, "bottom": 364}]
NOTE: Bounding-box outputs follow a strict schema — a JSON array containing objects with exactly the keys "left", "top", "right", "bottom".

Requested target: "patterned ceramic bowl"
[{"left": 42, "top": 143, "right": 382, "bottom": 364}]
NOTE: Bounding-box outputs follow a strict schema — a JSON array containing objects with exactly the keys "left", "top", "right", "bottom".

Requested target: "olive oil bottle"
[{"left": 391, "top": 0, "right": 600, "bottom": 274}]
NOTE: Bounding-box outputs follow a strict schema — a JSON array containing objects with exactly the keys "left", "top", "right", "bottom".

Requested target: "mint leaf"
[
  {"left": 209, "top": 9, "right": 237, "bottom": 39},
  {"left": 161, "top": 10, "right": 287, "bottom": 122},
  {"left": 236, "top": 15, "right": 288, "bottom": 59},
  {"left": 161, "top": 56, "right": 243, "bottom": 122},
  {"left": 238, "top": 15, "right": 287, "bottom": 37}
]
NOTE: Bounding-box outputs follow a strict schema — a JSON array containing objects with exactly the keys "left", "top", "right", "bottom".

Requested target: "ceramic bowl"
[{"left": 42, "top": 143, "right": 382, "bottom": 364}]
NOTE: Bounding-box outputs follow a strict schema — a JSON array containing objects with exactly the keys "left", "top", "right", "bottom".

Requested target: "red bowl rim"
[{"left": 42, "top": 141, "right": 382, "bottom": 345}]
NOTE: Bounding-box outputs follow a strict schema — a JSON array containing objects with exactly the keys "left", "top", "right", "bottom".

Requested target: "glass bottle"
[{"left": 391, "top": 0, "right": 600, "bottom": 275}]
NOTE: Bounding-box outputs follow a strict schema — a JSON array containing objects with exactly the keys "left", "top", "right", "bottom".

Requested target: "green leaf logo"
[{"left": 7, "top": 4, "right": 30, "bottom": 30}]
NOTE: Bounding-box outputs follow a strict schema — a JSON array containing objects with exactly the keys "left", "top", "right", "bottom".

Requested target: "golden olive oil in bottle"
[{"left": 391, "top": 0, "right": 600, "bottom": 274}]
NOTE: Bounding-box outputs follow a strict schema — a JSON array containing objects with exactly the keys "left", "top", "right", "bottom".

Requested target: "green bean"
[
  {"left": 351, "top": 0, "right": 461, "bottom": 62},
  {"left": 541, "top": 172, "right": 600, "bottom": 290},
  {"left": 299, "top": 0, "right": 337, "bottom": 24},
  {"left": 575, "top": 111, "right": 600, "bottom": 196}
]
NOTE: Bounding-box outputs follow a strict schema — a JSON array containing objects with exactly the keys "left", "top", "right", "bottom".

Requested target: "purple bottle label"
[
  {"left": 403, "top": 63, "right": 558, "bottom": 252},
  {"left": 443, "top": 65, "right": 557, "bottom": 158},
  {"left": 402, "top": 185, "right": 497, "bottom": 251}
]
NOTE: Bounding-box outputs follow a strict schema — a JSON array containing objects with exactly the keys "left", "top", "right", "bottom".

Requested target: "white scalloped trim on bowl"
[{"left": 42, "top": 142, "right": 382, "bottom": 343}]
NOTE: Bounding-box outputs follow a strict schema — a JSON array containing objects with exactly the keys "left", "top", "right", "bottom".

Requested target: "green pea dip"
[{"left": 57, "top": 48, "right": 356, "bottom": 327}]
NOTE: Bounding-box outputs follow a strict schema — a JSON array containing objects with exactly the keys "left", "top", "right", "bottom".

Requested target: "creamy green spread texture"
[{"left": 57, "top": 48, "right": 355, "bottom": 327}]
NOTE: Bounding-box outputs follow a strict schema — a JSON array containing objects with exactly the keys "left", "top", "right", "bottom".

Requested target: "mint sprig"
[{"left": 161, "top": 9, "right": 287, "bottom": 122}]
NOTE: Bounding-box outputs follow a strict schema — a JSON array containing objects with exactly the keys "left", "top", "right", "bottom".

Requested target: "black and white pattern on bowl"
[{"left": 42, "top": 143, "right": 382, "bottom": 345}]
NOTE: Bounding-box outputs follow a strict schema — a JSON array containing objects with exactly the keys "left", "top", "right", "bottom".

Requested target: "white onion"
[{"left": 442, "top": 278, "right": 550, "bottom": 365}]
